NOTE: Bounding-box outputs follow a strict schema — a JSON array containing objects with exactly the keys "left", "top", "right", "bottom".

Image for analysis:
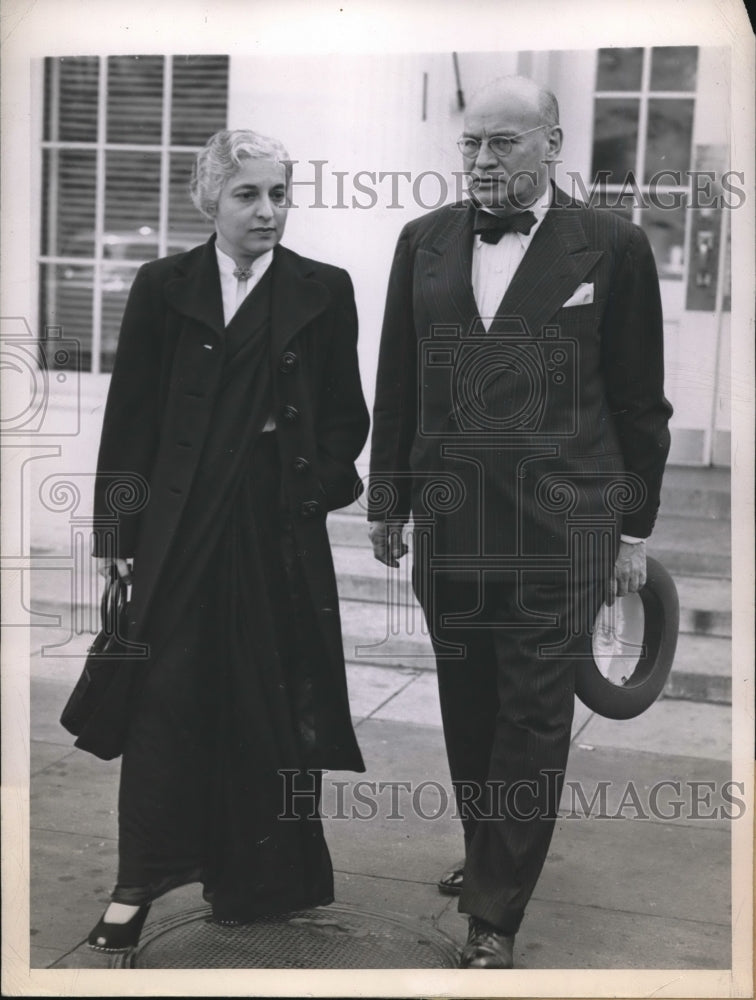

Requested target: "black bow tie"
[
  {"left": 233, "top": 265, "right": 253, "bottom": 280},
  {"left": 473, "top": 209, "right": 537, "bottom": 244}
]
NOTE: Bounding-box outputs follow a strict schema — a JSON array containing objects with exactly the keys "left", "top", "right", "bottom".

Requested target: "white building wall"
[{"left": 227, "top": 51, "right": 521, "bottom": 423}]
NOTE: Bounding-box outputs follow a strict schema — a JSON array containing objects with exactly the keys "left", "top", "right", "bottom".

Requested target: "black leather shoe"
[
  {"left": 437, "top": 859, "right": 465, "bottom": 896},
  {"left": 459, "top": 916, "right": 515, "bottom": 969},
  {"left": 87, "top": 903, "right": 151, "bottom": 953}
]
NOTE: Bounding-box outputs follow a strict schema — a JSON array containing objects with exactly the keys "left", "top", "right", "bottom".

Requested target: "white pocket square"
[{"left": 562, "top": 282, "right": 594, "bottom": 308}]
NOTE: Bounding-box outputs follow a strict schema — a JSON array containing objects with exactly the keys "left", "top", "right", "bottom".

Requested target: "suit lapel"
[
  {"left": 417, "top": 205, "right": 479, "bottom": 332},
  {"left": 493, "top": 191, "right": 603, "bottom": 336}
]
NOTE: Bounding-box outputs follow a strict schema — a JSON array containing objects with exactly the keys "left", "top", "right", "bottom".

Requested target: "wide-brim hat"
[{"left": 575, "top": 556, "right": 680, "bottom": 720}]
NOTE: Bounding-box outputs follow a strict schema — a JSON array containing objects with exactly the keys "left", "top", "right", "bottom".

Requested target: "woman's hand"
[{"left": 96, "top": 557, "right": 133, "bottom": 584}]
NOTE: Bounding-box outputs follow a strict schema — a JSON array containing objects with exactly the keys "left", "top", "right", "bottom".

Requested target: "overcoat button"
[
  {"left": 293, "top": 457, "right": 310, "bottom": 474},
  {"left": 279, "top": 351, "right": 298, "bottom": 373},
  {"left": 300, "top": 500, "right": 321, "bottom": 518},
  {"left": 282, "top": 404, "right": 299, "bottom": 423}
]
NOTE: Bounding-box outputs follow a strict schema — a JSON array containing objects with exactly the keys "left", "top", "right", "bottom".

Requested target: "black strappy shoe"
[{"left": 87, "top": 903, "right": 151, "bottom": 953}]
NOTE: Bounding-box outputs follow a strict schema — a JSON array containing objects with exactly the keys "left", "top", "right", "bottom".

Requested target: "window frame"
[
  {"left": 39, "top": 55, "right": 227, "bottom": 374},
  {"left": 592, "top": 46, "right": 698, "bottom": 284}
]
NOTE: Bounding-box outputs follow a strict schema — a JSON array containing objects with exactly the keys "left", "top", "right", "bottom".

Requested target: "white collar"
[{"left": 215, "top": 243, "right": 274, "bottom": 277}]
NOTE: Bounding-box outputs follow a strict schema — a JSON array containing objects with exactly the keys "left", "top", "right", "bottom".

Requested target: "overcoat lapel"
[
  {"left": 270, "top": 245, "right": 331, "bottom": 357},
  {"left": 164, "top": 237, "right": 225, "bottom": 337}
]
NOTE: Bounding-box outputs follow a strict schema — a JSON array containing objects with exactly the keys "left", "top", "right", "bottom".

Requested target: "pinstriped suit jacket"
[{"left": 368, "top": 185, "right": 672, "bottom": 571}]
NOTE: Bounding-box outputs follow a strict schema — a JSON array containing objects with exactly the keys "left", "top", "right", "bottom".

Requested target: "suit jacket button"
[
  {"left": 282, "top": 404, "right": 300, "bottom": 423},
  {"left": 293, "top": 457, "right": 310, "bottom": 474},
  {"left": 300, "top": 499, "right": 321, "bottom": 518},
  {"left": 279, "top": 351, "right": 298, "bottom": 373}
]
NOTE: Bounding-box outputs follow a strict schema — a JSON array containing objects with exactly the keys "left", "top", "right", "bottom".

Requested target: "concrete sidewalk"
[{"left": 29, "top": 619, "right": 733, "bottom": 971}]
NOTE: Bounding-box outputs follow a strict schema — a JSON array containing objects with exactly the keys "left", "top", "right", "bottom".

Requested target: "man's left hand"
[{"left": 608, "top": 540, "right": 647, "bottom": 606}]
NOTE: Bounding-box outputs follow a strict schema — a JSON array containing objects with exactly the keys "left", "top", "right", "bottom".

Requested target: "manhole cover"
[{"left": 114, "top": 903, "right": 459, "bottom": 969}]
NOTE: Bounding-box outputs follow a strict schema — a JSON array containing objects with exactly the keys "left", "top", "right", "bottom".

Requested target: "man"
[{"left": 368, "top": 76, "right": 672, "bottom": 968}]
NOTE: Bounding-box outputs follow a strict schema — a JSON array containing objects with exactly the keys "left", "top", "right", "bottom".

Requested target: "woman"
[{"left": 86, "top": 129, "right": 369, "bottom": 951}]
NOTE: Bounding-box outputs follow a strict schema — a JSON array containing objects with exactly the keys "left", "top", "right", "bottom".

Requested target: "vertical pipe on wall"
[
  {"left": 452, "top": 53, "right": 464, "bottom": 111},
  {"left": 707, "top": 204, "right": 729, "bottom": 466}
]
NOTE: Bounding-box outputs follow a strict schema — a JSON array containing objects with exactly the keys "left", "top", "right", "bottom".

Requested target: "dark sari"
[{"left": 113, "top": 268, "right": 333, "bottom": 921}]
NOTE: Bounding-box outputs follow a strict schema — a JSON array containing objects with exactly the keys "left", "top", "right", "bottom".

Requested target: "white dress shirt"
[
  {"left": 215, "top": 244, "right": 274, "bottom": 326},
  {"left": 469, "top": 193, "right": 643, "bottom": 546},
  {"left": 471, "top": 189, "right": 552, "bottom": 331},
  {"left": 215, "top": 244, "right": 276, "bottom": 431}
]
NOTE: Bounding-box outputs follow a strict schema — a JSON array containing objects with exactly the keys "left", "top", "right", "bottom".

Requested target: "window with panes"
[
  {"left": 40, "top": 55, "right": 229, "bottom": 373},
  {"left": 591, "top": 46, "right": 698, "bottom": 283}
]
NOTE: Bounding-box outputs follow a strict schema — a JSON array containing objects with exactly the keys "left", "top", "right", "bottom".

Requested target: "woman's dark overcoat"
[{"left": 92, "top": 236, "right": 369, "bottom": 772}]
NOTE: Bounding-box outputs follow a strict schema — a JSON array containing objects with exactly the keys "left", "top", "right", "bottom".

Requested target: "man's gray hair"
[
  {"left": 190, "top": 129, "right": 291, "bottom": 219},
  {"left": 536, "top": 87, "right": 560, "bottom": 128}
]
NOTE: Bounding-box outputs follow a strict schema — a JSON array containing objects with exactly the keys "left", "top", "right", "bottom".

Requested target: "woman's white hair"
[{"left": 190, "top": 129, "right": 291, "bottom": 219}]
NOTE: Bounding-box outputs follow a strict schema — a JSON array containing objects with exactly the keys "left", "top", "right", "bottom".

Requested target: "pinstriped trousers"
[{"left": 416, "top": 568, "right": 604, "bottom": 934}]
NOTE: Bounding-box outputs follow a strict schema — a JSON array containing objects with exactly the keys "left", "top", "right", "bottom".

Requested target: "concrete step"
[
  {"left": 672, "top": 575, "right": 731, "bottom": 638},
  {"left": 338, "top": 599, "right": 732, "bottom": 705},
  {"left": 646, "top": 517, "right": 730, "bottom": 578},
  {"left": 331, "top": 546, "right": 731, "bottom": 639},
  {"left": 658, "top": 465, "right": 730, "bottom": 520},
  {"left": 25, "top": 518, "right": 732, "bottom": 707},
  {"left": 22, "top": 537, "right": 732, "bottom": 645},
  {"left": 327, "top": 512, "right": 731, "bottom": 579}
]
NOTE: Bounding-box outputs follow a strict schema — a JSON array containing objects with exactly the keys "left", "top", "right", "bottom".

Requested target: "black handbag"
[{"left": 60, "top": 571, "right": 147, "bottom": 760}]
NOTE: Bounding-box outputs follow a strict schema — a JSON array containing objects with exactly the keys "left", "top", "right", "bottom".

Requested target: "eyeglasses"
[{"left": 456, "top": 125, "right": 549, "bottom": 158}]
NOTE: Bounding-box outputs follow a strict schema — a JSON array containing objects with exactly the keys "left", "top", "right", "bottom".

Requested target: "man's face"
[
  {"left": 214, "top": 157, "right": 289, "bottom": 264},
  {"left": 461, "top": 90, "right": 562, "bottom": 213}
]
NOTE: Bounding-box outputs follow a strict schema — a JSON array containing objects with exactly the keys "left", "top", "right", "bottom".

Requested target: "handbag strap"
[{"left": 100, "top": 572, "right": 128, "bottom": 636}]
